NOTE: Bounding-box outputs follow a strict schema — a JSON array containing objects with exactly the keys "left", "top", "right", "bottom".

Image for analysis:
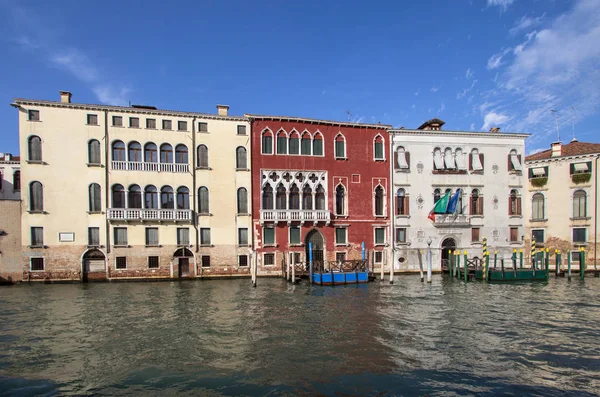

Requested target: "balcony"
[
  {"left": 260, "top": 210, "right": 331, "bottom": 225},
  {"left": 108, "top": 208, "right": 193, "bottom": 222},
  {"left": 433, "top": 214, "right": 470, "bottom": 228},
  {"left": 111, "top": 161, "right": 189, "bottom": 173}
]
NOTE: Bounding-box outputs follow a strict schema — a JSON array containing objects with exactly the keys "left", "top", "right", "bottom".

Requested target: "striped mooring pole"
[
  {"left": 531, "top": 239, "right": 536, "bottom": 269},
  {"left": 555, "top": 249, "right": 560, "bottom": 276},
  {"left": 519, "top": 248, "right": 523, "bottom": 269},
  {"left": 456, "top": 251, "right": 461, "bottom": 279},
  {"left": 482, "top": 237, "right": 487, "bottom": 264}
]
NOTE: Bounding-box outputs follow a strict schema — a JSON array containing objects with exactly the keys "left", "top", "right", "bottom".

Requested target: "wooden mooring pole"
[
  {"left": 456, "top": 251, "right": 461, "bottom": 279},
  {"left": 291, "top": 253, "right": 296, "bottom": 284},
  {"left": 580, "top": 247, "right": 585, "bottom": 281},
  {"left": 418, "top": 250, "right": 424, "bottom": 282},
  {"left": 568, "top": 251, "right": 572, "bottom": 280},
  {"left": 309, "top": 242, "right": 314, "bottom": 285},
  {"left": 463, "top": 251, "right": 468, "bottom": 282}
]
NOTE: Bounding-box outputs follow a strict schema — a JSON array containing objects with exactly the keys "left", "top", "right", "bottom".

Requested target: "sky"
[{"left": 0, "top": 0, "right": 599, "bottom": 156}]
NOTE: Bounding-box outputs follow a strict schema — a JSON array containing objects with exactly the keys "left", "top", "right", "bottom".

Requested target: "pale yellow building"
[{"left": 13, "top": 91, "right": 252, "bottom": 282}]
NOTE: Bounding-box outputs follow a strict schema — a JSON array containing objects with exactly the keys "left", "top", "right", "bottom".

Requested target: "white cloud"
[
  {"left": 510, "top": 14, "right": 546, "bottom": 35},
  {"left": 430, "top": 86, "right": 439, "bottom": 93},
  {"left": 411, "top": 104, "right": 416, "bottom": 109},
  {"left": 526, "top": 147, "right": 546, "bottom": 156},
  {"left": 487, "top": 48, "right": 511, "bottom": 69},
  {"left": 51, "top": 49, "right": 97, "bottom": 82},
  {"left": 465, "top": 68, "right": 474, "bottom": 79},
  {"left": 457, "top": 79, "right": 478, "bottom": 100},
  {"left": 438, "top": 103, "right": 446, "bottom": 114},
  {"left": 487, "top": 0, "right": 515, "bottom": 11},
  {"left": 93, "top": 86, "right": 132, "bottom": 107},
  {"left": 414, "top": 90, "right": 420, "bottom": 96},
  {"left": 470, "top": 123, "right": 476, "bottom": 131},
  {"left": 482, "top": 111, "right": 510, "bottom": 130}
]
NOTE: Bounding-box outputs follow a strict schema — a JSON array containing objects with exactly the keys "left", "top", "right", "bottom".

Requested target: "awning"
[
  {"left": 510, "top": 154, "right": 522, "bottom": 171},
  {"left": 455, "top": 153, "right": 466, "bottom": 170},
  {"left": 472, "top": 154, "right": 483, "bottom": 171},
  {"left": 444, "top": 152, "right": 456, "bottom": 169},
  {"left": 433, "top": 151, "right": 444, "bottom": 169},
  {"left": 397, "top": 150, "right": 409, "bottom": 169},
  {"left": 574, "top": 163, "right": 589, "bottom": 172},
  {"left": 531, "top": 167, "right": 546, "bottom": 177}
]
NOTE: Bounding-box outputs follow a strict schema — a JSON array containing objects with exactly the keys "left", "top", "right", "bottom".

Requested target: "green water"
[{"left": 1, "top": 276, "right": 599, "bottom": 396}]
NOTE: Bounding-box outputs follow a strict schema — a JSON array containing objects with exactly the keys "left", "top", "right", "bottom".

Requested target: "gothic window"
[
  {"left": 276, "top": 184, "right": 287, "bottom": 210},
  {"left": 335, "top": 184, "right": 345, "bottom": 215},
  {"left": 374, "top": 185, "right": 385, "bottom": 216},
  {"left": 262, "top": 185, "right": 273, "bottom": 210}
]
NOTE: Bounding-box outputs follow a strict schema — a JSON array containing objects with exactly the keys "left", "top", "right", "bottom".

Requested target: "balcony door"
[{"left": 305, "top": 229, "right": 324, "bottom": 265}]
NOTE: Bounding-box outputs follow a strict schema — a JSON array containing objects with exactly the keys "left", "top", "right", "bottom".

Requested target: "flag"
[
  {"left": 446, "top": 189, "right": 462, "bottom": 214},
  {"left": 428, "top": 190, "right": 451, "bottom": 221}
]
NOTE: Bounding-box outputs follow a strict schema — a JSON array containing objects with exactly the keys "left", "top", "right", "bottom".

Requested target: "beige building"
[
  {"left": 0, "top": 152, "right": 21, "bottom": 200},
  {"left": 12, "top": 91, "right": 252, "bottom": 282},
  {"left": 525, "top": 140, "right": 599, "bottom": 268}
]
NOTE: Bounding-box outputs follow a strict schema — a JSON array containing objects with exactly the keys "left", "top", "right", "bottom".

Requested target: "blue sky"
[{"left": 1, "top": 0, "right": 599, "bottom": 156}]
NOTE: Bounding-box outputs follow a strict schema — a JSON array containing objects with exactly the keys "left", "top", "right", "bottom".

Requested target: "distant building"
[
  {"left": 12, "top": 91, "right": 251, "bottom": 282},
  {"left": 0, "top": 152, "right": 21, "bottom": 283},
  {"left": 525, "top": 140, "right": 599, "bottom": 267},
  {"left": 389, "top": 120, "right": 528, "bottom": 271},
  {"left": 0, "top": 152, "right": 20, "bottom": 200}
]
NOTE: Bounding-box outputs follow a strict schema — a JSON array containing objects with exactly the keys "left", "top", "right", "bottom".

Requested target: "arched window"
[
  {"left": 396, "top": 146, "right": 409, "bottom": 169},
  {"left": 509, "top": 149, "right": 522, "bottom": 171},
  {"left": 396, "top": 188, "right": 409, "bottom": 215},
  {"left": 509, "top": 189, "right": 521, "bottom": 216},
  {"left": 160, "top": 144, "right": 173, "bottom": 163},
  {"left": 128, "top": 184, "right": 142, "bottom": 208},
  {"left": 276, "top": 184, "right": 287, "bottom": 210},
  {"left": 112, "top": 141, "right": 125, "bottom": 161},
  {"left": 313, "top": 132, "right": 323, "bottom": 156},
  {"left": 301, "top": 131, "right": 311, "bottom": 155},
  {"left": 374, "top": 135, "right": 384, "bottom": 160},
  {"left": 29, "top": 181, "right": 43, "bottom": 211},
  {"left": 315, "top": 185, "right": 326, "bottom": 210},
  {"left": 262, "top": 185, "right": 273, "bottom": 210},
  {"left": 470, "top": 189, "right": 483, "bottom": 215},
  {"left": 89, "top": 183, "right": 101, "bottom": 212},
  {"left": 88, "top": 139, "right": 101, "bottom": 165},
  {"left": 471, "top": 148, "right": 483, "bottom": 171},
  {"left": 177, "top": 187, "right": 190, "bottom": 209},
  {"left": 144, "top": 143, "right": 158, "bottom": 163},
  {"left": 457, "top": 189, "right": 463, "bottom": 214},
  {"left": 374, "top": 186, "right": 385, "bottom": 216},
  {"left": 276, "top": 130, "right": 288, "bottom": 155},
  {"left": 198, "top": 186, "right": 209, "bottom": 214},
  {"left": 160, "top": 186, "right": 174, "bottom": 209},
  {"left": 573, "top": 190, "right": 587, "bottom": 218},
  {"left": 128, "top": 142, "right": 142, "bottom": 162},
  {"left": 532, "top": 193, "right": 544, "bottom": 220},
  {"left": 289, "top": 184, "right": 300, "bottom": 209},
  {"left": 455, "top": 148, "right": 465, "bottom": 170},
  {"left": 237, "top": 187, "right": 248, "bottom": 213},
  {"left": 197, "top": 145, "right": 208, "bottom": 168},
  {"left": 111, "top": 184, "right": 125, "bottom": 208},
  {"left": 433, "top": 147, "right": 443, "bottom": 170},
  {"left": 236, "top": 147, "right": 247, "bottom": 169},
  {"left": 434, "top": 188, "right": 441, "bottom": 203},
  {"left": 444, "top": 147, "right": 455, "bottom": 169},
  {"left": 335, "top": 134, "right": 346, "bottom": 159},
  {"left": 261, "top": 130, "right": 273, "bottom": 154},
  {"left": 175, "top": 144, "right": 188, "bottom": 164},
  {"left": 289, "top": 130, "right": 300, "bottom": 155},
  {"left": 302, "top": 185, "right": 313, "bottom": 210},
  {"left": 144, "top": 185, "right": 158, "bottom": 209},
  {"left": 335, "top": 184, "right": 345, "bottom": 215},
  {"left": 13, "top": 170, "right": 20, "bottom": 191},
  {"left": 28, "top": 136, "right": 42, "bottom": 161}
]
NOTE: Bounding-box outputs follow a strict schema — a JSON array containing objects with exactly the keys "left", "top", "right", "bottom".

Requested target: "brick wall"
[{"left": 0, "top": 200, "right": 22, "bottom": 283}]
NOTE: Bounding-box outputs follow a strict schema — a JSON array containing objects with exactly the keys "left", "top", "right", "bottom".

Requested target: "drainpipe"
[
  {"left": 389, "top": 130, "right": 395, "bottom": 278},
  {"left": 595, "top": 154, "right": 598, "bottom": 269},
  {"left": 104, "top": 110, "right": 110, "bottom": 254},
  {"left": 192, "top": 117, "right": 198, "bottom": 253}
]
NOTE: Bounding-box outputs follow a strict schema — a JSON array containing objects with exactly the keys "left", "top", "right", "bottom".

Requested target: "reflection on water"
[{"left": 1, "top": 277, "right": 599, "bottom": 396}]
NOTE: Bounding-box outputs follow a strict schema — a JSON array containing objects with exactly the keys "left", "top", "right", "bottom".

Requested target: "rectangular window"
[
  {"left": 277, "top": 137, "right": 287, "bottom": 154},
  {"left": 31, "top": 257, "right": 44, "bottom": 271},
  {"left": 336, "top": 252, "right": 346, "bottom": 262},
  {"left": 264, "top": 253, "right": 275, "bottom": 266},
  {"left": 471, "top": 227, "right": 480, "bottom": 242},
  {"left": 313, "top": 139, "right": 323, "bottom": 156},
  {"left": 88, "top": 227, "right": 100, "bottom": 246},
  {"left": 374, "top": 142, "right": 384, "bottom": 160},
  {"left": 237, "top": 125, "right": 247, "bottom": 135},
  {"left": 532, "top": 229, "right": 544, "bottom": 244},
  {"left": 573, "top": 228, "right": 587, "bottom": 243},
  {"left": 87, "top": 114, "right": 98, "bottom": 125},
  {"left": 335, "top": 227, "right": 347, "bottom": 244},
  {"left": 199, "top": 122, "right": 208, "bottom": 133},
  {"left": 263, "top": 227, "right": 275, "bottom": 245},
  {"left": 148, "top": 256, "right": 159, "bottom": 268},
  {"left": 289, "top": 137, "right": 299, "bottom": 154},
  {"left": 28, "top": 110, "right": 40, "bottom": 121},
  {"left": 262, "top": 135, "right": 272, "bottom": 154},
  {"left": 301, "top": 138, "right": 311, "bottom": 155},
  {"left": 201, "top": 255, "right": 211, "bottom": 267},
  {"left": 335, "top": 141, "right": 345, "bottom": 158},
  {"left": 162, "top": 119, "right": 172, "bottom": 130},
  {"left": 571, "top": 251, "right": 581, "bottom": 263},
  {"left": 177, "top": 228, "right": 190, "bottom": 246},
  {"left": 114, "top": 227, "right": 128, "bottom": 246},
  {"left": 30, "top": 227, "right": 43, "bottom": 246},
  {"left": 178, "top": 121, "right": 187, "bottom": 131},
  {"left": 528, "top": 166, "right": 548, "bottom": 179},
  {"left": 375, "top": 227, "right": 385, "bottom": 244},
  {"left": 238, "top": 255, "right": 248, "bottom": 267},
  {"left": 129, "top": 117, "right": 139, "bottom": 128},
  {"left": 395, "top": 228, "right": 406, "bottom": 243},
  {"left": 289, "top": 226, "right": 300, "bottom": 245},
  {"left": 146, "top": 118, "right": 156, "bottom": 129},
  {"left": 200, "top": 228, "right": 211, "bottom": 246},
  {"left": 570, "top": 162, "right": 592, "bottom": 175},
  {"left": 289, "top": 252, "right": 301, "bottom": 264},
  {"left": 374, "top": 251, "right": 383, "bottom": 264},
  {"left": 510, "top": 227, "right": 519, "bottom": 242},
  {"left": 238, "top": 228, "right": 248, "bottom": 246},
  {"left": 112, "top": 116, "right": 123, "bottom": 126},
  {"left": 116, "top": 256, "right": 127, "bottom": 269},
  {"left": 146, "top": 227, "right": 159, "bottom": 246}
]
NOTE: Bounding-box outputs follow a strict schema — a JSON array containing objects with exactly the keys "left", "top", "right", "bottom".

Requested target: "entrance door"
[
  {"left": 82, "top": 249, "right": 107, "bottom": 282},
  {"left": 305, "top": 229, "right": 324, "bottom": 266},
  {"left": 178, "top": 258, "right": 190, "bottom": 278},
  {"left": 441, "top": 238, "right": 456, "bottom": 271}
]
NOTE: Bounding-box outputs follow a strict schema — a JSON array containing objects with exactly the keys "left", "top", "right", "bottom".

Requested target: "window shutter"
[
  {"left": 394, "top": 151, "right": 398, "bottom": 170},
  {"left": 478, "top": 196, "right": 483, "bottom": 215},
  {"left": 507, "top": 155, "right": 511, "bottom": 171},
  {"left": 395, "top": 194, "right": 398, "bottom": 214},
  {"left": 469, "top": 153, "right": 473, "bottom": 171},
  {"left": 518, "top": 155, "right": 522, "bottom": 168},
  {"left": 517, "top": 197, "right": 522, "bottom": 215},
  {"left": 480, "top": 154, "right": 484, "bottom": 170},
  {"left": 404, "top": 196, "right": 410, "bottom": 215},
  {"left": 406, "top": 152, "right": 410, "bottom": 169},
  {"left": 470, "top": 195, "right": 474, "bottom": 215}
]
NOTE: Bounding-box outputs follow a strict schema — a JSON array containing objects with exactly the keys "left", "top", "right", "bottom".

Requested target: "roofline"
[
  {"left": 525, "top": 152, "right": 600, "bottom": 164},
  {"left": 388, "top": 128, "right": 529, "bottom": 138},
  {"left": 11, "top": 98, "right": 249, "bottom": 122},
  {"left": 245, "top": 114, "right": 392, "bottom": 129}
]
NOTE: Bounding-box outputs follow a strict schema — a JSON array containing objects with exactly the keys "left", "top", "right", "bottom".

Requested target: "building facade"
[
  {"left": 389, "top": 119, "right": 528, "bottom": 271},
  {"left": 525, "top": 140, "right": 599, "bottom": 267},
  {"left": 13, "top": 91, "right": 252, "bottom": 282},
  {"left": 0, "top": 153, "right": 21, "bottom": 283},
  {"left": 0, "top": 152, "right": 21, "bottom": 200},
  {"left": 248, "top": 115, "right": 391, "bottom": 274}
]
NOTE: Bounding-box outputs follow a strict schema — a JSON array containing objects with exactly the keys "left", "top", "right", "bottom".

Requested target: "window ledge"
[
  {"left": 334, "top": 157, "right": 348, "bottom": 161},
  {"left": 114, "top": 245, "right": 130, "bottom": 248},
  {"left": 573, "top": 242, "right": 588, "bottom": 246},
  {"left": 200, "top": 244, "right": 213, "bottom": 247},
  {"left": 128, "top": 126, "right": 141, "bottom": 129},
  {"left": 396, "top": 214, "right": 410, "bottom": 218},
  {"left": 509, "top": 171, "right": 523, "bottom": 175},
  {"left": 335, "top": 214, "right": 349, "bottom": 218},
  {"left": 87, "top": 163, "right": 104, "bottom": 168},
  {"left": 28, "top": 211, "right": 46, "bottom": 214},
  {"left": 529, "top": 219, "right": 548, "bottom": 222},
  {"left": 395, "top": 242, "right": 409, "bottom": 246},
  {"left": 28, "top": 120, "right": 42, "bottom": 123},
  {"left": 86, "top": 245, "right": 104, "bottom": 249},
  {"left": 509, "top": 214, "right": 522, "bottom": 218},
  {"left": 198, "top": 131, "right": 210, "bottom": 134},
  {"left": 87, "top": 211, "right": 103, "bottom": 215},
  {"left": 335, "top": 243, "right": 350, "bottom": 247},
  {"left": 374, "top": 243, "right": 387, "bottom": 247},
  {"left": 145, "top": 245, "right": 161, "bottom": 248},
  {"left": 26, "top": 160, "right": 45, "bottom": 165},
  {"left": 374, "top": 158, "right": 386, "bottom": 162},
  {"left": 196, "top": 166, "right": 212, "bottom": 170},
  {"left": 471, "top": 242, "right": 483, "bottom": 246},
  {"left": 112, "top": 125, "right": 124, "bottom": 128},
  {"left": 470, "top": 215, "right": 484, "bottom": 218},
  {"left": 263, "top": 244, "right": 277, "bottom": 248},
  {"left": 470, "top": 170, "right": 484, "bottom": 174},
  {"left": 570, "top": 217, "right": 591, "bottom": 221},
  {"left": 238, "top": 244, "right": 250, "bottom": 247},
  {"left": 162, "top": 128, "right": 173, "bottom": 131},
  {"left": 146, "top": 128, "right": 158, "bottom": 130},
  {"left": 178, "top": 130, "right": 188, "bottom": 133},
  {"left": 198, "top": 213, "right": 212, "bottom": 217},
  {"left": 29, "top": 245, "right": 47, "bottom": 249},
  {"left": 509, "top": 241, "right": 522, "bottom": 245},
  {"left": 374, "top": 215, "right": 387, "bottom": 219},
  {"left": 236, "top": 168, "right": 250, "bottom": 172},
  {"left": 86, "top": 123, "right": 99, "bottom": 127},
  {"left": 289, "top": 243, "right": 303, "bottom": 247},
  {"left": 237, "top": 213, "right": 251, "bottom": 216},
  {"left": 394, "top": 168, "right": 410, "bottom": 173}
]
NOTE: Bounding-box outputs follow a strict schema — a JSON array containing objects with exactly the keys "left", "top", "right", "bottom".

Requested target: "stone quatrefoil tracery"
[{"left": 261, "top": 170, "right": 329, "bottom": 211}]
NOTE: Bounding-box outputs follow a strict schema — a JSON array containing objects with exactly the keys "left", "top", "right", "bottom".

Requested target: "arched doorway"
[
  {"left": 82, "top": 249, "right": 107, "bottom": 282},
  {"left": 441, "top": 237, "right": 456, "bottom": 271},
  {"left": 174, "top": 248, "right": 194, "bottom": 278},
  {"left": 305, "top": 229, "right": 324, "bottom": 265}
]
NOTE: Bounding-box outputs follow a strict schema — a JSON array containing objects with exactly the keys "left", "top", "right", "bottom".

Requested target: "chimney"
[
  {"left": 60, "top": 91, "right": 72, "bottom": 103},
  {"left": 551, "top": 141, "right": 562, "bottom": 157},
  {"left": 490, "top": 127, "right": 500, "bottom": 133},
  {"left": 216, "top": 104, "right": 229, "bottom": 116}
]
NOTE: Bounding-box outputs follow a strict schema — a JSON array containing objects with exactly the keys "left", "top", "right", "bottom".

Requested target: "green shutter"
[
  {"left": 301, "top": 138, "right": 311, "bottom": 155},
  {"left": 335, "top": 141, "right": 345, "bottom": 158},
  {"left": 264, "top": 228, "right": 274, "bottom": 244},
  {"left": 313, "top": 140, "right": 323, "bottom": 156},
  {"left": 289, "top": 138, "right": 299, "bottom": 154},
  {"left": 375, "top": 142, "right": 383, "bottom": 159},
  {"left": 290, "top": 227, "right": 300, "bottom": 244},
  {"left": 375, "top": 228, "right": 385, "bottom": 244},
  {"left": 277, "top": 137, "right": 287, "bottom": 154},
  {"left": 262, "top": 136, "right": 272, "bottom": 154},
  {"left": 336, "top": 228, "right": 346, "bottom": 244}
]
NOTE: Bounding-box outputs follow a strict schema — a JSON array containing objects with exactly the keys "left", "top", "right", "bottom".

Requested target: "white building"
[
  {"left": 0, "top": 152, "right": 20, "bottom": 200},
  {"left": 388, "top": 119, "right": 528, "bottom": 272}
]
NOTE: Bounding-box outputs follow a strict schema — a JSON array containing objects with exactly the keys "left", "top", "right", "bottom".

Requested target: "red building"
[{"left": 248, "top": 115, "right": 392, "bottom": 274}]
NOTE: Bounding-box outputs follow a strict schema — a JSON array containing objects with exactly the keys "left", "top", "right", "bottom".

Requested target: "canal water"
[{"left": 1, "top": 276, "right": 599, "bottom": 396}]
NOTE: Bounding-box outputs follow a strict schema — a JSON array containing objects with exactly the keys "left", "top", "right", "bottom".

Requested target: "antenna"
[
  {"left": 571, "top": 106, "right": 576, "bottom": 141},
  {"left": 345, "top": 110, "right": 352, "bottom": 121},
  {"left": 551, "top": 109, "right": 560, "bottom": 142}
]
